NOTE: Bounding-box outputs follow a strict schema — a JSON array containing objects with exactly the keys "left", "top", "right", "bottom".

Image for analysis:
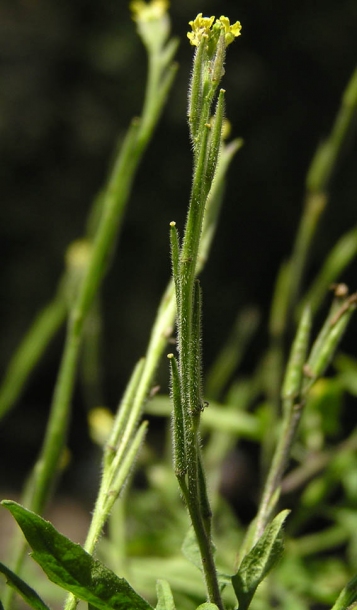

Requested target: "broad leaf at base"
[{"left": 2, "top": 500, "right": 153, "bottom": 610}]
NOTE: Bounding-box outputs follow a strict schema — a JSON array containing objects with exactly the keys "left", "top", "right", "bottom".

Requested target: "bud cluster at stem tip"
[
  {"left": 187, "top": 12, "right": 241, "bottom": 144},
  {"left": 187, "top": 13, "right": 241, "bottom": 48}
]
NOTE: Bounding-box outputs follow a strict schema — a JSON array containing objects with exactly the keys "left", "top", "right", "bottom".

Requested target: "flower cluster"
[
  {"left": 129, "top": 0, "right": 170, "bottom": 52},
  {"left": 130, "top": 0, "right": 169, "bottom": 22},
  {"left": 187, "top": 13, "right": 241, "bottom": 47}
]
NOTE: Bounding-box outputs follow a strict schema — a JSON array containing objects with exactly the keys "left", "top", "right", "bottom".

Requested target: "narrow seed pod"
[
  {"left": 300, "top": 226, "right": 357, "bottom": 316},
  {"left": 189, "top": 281, "right": 204, "bottom": 417},
  {"left": 304, "top": 293, "right": 357, "bottom": 390},
  {"left": 211, "top": 30, "right": 226, "bottom": 85},
  {"left": 168, "top": 353, "right": 187, "bottom": 478},
  {"left": 306, "top": 300, "right": 339, "bottom": 374},
  {"left": 269, "top": 260, "right": 291, "bottom": 339},
  {"left": 206, "top": 89, "right": 225, "bottom": 187},
  {"left": 281, "top": 306, "right": 311, "bottom": 404},
  {"left": 170, "top": 221, "right": 181, "bottom": 321},
  {"left": 187, "top": 42, "right": 206, "bottom": 145}
]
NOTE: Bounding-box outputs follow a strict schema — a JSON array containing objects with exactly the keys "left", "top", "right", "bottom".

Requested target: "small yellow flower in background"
[
  {"left": 129, "top": 0, "right": 170, "bottom": 51},
  {"left": 207, "top": 114, "right": 231, "bottom": 140},
  {"left": 187, "top": 13, "right": 215, "bottom": 46},
  {"left": 187, "top": 13, "right": 241, "bottom": 47},
  {"left": 130, "top": 0, "right": 169, "bottom": 22},
  {"left": 65, "top": 239, "right": 92, "bottom": 272},
  {"left": 222, "top": 118, "right": 232, "bottom": 140},
  {"left": 88, "top": 407, "right": 114, "bottom": 446}
]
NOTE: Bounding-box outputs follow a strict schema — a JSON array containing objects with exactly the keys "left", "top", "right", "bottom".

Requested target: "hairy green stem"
[
  {"left": 64, "top": 133, "right": 240, "bottom": 606},
  {"left": 253, "top": 401, "right": 304, "bottom": 543},
  {"left": 248, "top": 292, "right": 357, "bottom": 552},
  {"left": 170, "top": 24, "right": 238, "bottom": 610},
  {"left": 182, "top": 482, "right": 223, "bottom": 610}
]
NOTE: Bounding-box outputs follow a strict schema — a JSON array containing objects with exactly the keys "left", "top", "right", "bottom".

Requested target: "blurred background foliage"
[{"left": 0, "top": 0, "right": 356, "bottom": 500}]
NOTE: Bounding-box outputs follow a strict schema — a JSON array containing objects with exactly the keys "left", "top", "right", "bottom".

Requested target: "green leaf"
[
  {"left": 330, "top": 573, "right": 357, "bottom": 610},
  {"left": 2, "top": 500, "right": 153, "bottom": 610},
  {"left": 181, "top": 528, "right": 230, "bottom": 590},
  {"left": 0, "top": 561, "right": 50, "bottom": 610},
  {"left": 232, "top": 509, "right": 289, "bottom": 610},
  {"left": 195, "top": 605, "right": 219, "bottom": 610},
  {"left": 182, "top": 527, "right": 203, "bottom": 572},
  {"left": 155, "top": 580, "right": 175, "bottom": 610}
]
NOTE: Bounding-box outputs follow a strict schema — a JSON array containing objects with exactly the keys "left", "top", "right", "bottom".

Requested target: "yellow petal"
[{"left": 187, "top": 13, "right": 215, "bottom": 46}]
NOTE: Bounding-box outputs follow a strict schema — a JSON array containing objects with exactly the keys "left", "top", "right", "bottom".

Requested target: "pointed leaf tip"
[
  {"left": 232, "top": 510, "right": 290, "bottom": 610},
  {"left": 155, "top": 579, "right": 175, "bottom": 610}
]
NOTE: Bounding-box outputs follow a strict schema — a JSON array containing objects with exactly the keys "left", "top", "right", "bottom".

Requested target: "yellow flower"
[
  {"left": 130, "top": 0, "right": 169, "bottom": 22},
  {"left": 187, "top": 13, "right": 242, "bottom": 47},
  {"left": 217, "top": 15, "right": 242, "bottom": 45},
  {"left": 187, "top": 13, "right": 215, "bottom": 46}
]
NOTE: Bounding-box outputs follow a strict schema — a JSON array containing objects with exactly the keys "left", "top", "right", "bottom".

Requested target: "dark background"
[{"left": 0, "top": 0, "right": 356, "bottom": 499}]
